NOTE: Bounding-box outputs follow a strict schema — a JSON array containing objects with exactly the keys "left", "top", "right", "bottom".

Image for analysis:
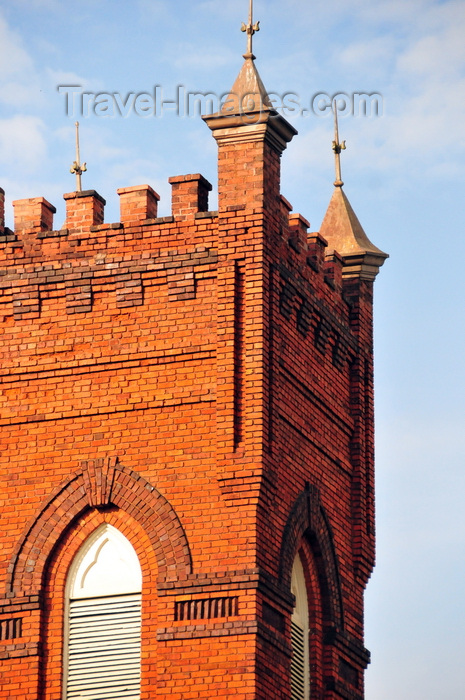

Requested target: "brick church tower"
[{"left": 0, "top": 8, "right": 387, "bottom": 700}]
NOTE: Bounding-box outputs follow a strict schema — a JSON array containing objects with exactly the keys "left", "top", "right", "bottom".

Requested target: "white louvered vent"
[
  {"left": 291, "top": 553, "right": 310, "bottom": 699},
  {"left": 67, "top": 593, "right": 141, "bottom": 700},
  {"left": 290, "top": 619, "right": 306, "bottom": 700}
]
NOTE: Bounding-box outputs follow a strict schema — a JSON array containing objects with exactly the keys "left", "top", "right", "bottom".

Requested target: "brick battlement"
[{"left": 0, "top": 178, "right": 361, "bottom": 328}]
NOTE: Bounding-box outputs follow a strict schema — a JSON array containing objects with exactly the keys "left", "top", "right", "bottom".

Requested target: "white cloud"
[
  {"left": 198, "top": 0, "right": 243, "bottom": 19},
  {"left": 0, "top": 115, "right": 47, "bottom": 170},
  {"left": 3, "top": 0, "right": 61, "bottom": 8},
  {"left": 286, "top": 122, "right": 332, "bottom": 177},
  {"left": 0, "top": 14, "right": 33, "bottom": 78},
  {"left": 0, "top": 80, "right": 44, "bottom": 109},
  {"left": 0, "top": 12, "right": 103, "bottom": 114},
  {"left": 171, "top": 42, "right": 235, "bottom": 72},
  {"left": 356, "top": 0, "right": 436, "bottom": 26},
  {"left": 54, "top": 123, "right": 131, "bottom": 171},
  {"left": 136, "top": 0, "right": 172, "bottom": 22},
  {"left": 313, "top": 0, "right": 465, "bottom": 185},
  {"left": 396, "top": 11, "right": 465, "bottom": 82},
  {"left": 339, "top": 36, "right": 399, "bottom": 78},
  {"left": 0, "top": 13, "right": 41, "bottom": 109},
  {"left": 47, "top": 69, "right": 103, "bottom": 93}
]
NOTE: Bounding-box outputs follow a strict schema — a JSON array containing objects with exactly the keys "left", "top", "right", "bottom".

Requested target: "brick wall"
[{"left": 0, "top": 75, "right": 382, "bottom": 699}]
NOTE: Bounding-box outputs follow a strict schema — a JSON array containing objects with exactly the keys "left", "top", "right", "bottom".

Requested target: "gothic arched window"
[
  {"left": 290, "top": 552, "right": 310, "bottom": 700},
  {"left": 63, "top": 524, "right": 142, "bottom": 700}
]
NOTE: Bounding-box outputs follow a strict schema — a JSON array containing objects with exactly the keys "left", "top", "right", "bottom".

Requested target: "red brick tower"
[{"left": 0, "top": 12, "right": 387, "bottom": 700}]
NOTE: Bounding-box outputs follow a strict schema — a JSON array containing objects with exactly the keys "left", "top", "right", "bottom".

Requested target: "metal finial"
[
  {"left": 70, "top": 121, "right": 87, "bottom": 192},
  {"left": 332, "top": 100, "right": 346, "bottom": 187},
  {"left": 241, "top": 0, "right": 260, "bottom": 59}
]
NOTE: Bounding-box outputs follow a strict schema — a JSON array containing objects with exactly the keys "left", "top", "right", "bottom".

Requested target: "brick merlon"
[
  {"left": 12, "top": 196, "right": 56, "bottom": 233},
  {"left": 168, "top": 173, "right": 213, "bottom": 220},
  {"left": 117, "top": 184, "right": 160, "bottom": 223}
]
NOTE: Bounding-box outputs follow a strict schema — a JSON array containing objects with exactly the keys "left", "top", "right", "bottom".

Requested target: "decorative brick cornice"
[
  {"left": 277, "top": 262, "right": 357, "bottom": 368},
  {"left": 156, "top": 619, "right": 289, "bottom": 655},
  {"left": 0, "top": 245, "right": 218, "bottom": 318}
]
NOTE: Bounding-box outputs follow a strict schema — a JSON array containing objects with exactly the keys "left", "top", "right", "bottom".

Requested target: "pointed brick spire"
[
  {"left": 203, "top": 4, "right": 296, "bottom": 211},
  {"left": 320, "top": 108, "right": 387, "bottom": 280},
  {"left": 319, "top": 186, "right": 388, "bottom": 280},
  {"left": 220, "top": 55, "right": 273, "bottom": 116}
]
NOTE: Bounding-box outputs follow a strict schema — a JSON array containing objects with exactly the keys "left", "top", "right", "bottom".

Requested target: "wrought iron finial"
[
  {"left": 332, "top": 100, "right": 346, "bottom": 187},
  {"left": 241, "top": 0, "right": 260, "bottom": 59},
  {"left": 70, "top": 121, "right": 87, "bottom": 192}
]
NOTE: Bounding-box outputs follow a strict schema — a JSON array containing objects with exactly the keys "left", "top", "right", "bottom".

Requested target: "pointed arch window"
[
  {"left": 291, "top": 553, "right": 310, "bottom": 700},
  {"left": 63, "top": 524, "right": 142, "bottom": 700}
]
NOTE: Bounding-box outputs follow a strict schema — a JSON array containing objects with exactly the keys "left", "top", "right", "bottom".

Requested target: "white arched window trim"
[
  {"left": 63, "top": 524, "right": 142, "bottom": 700},
  {"left": 291, "top": 552, "right": 310, "bottom": 700}
]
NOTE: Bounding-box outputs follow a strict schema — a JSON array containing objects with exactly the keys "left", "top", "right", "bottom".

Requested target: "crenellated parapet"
[{"left": 0, "top": 174, "right": 378, "bottom": 329}]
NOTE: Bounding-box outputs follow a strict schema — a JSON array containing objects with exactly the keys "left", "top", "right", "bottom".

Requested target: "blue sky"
[{"left": 1, "top": 1, "right": 465, "bottom": 697}]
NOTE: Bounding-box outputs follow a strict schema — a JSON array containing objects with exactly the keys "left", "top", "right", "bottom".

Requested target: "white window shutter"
[
  {"left": 67, "top": 594, "right": 141, "bottom": 699},
  {"left": 65, "top": 525, "right": 142, "bottom": 700}
]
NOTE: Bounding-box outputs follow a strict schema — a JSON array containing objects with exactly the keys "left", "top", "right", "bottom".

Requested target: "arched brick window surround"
[
  {"left": 6, "top": 458, "right": 192, "bottom": 598},
  {"left": 278, "top": 483, "right": 344, "bottom": 632}
]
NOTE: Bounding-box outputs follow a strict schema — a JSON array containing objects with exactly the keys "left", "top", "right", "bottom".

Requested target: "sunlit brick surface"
[{"left": 0, "top": 100, "right": 380, "bottom": 699}]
